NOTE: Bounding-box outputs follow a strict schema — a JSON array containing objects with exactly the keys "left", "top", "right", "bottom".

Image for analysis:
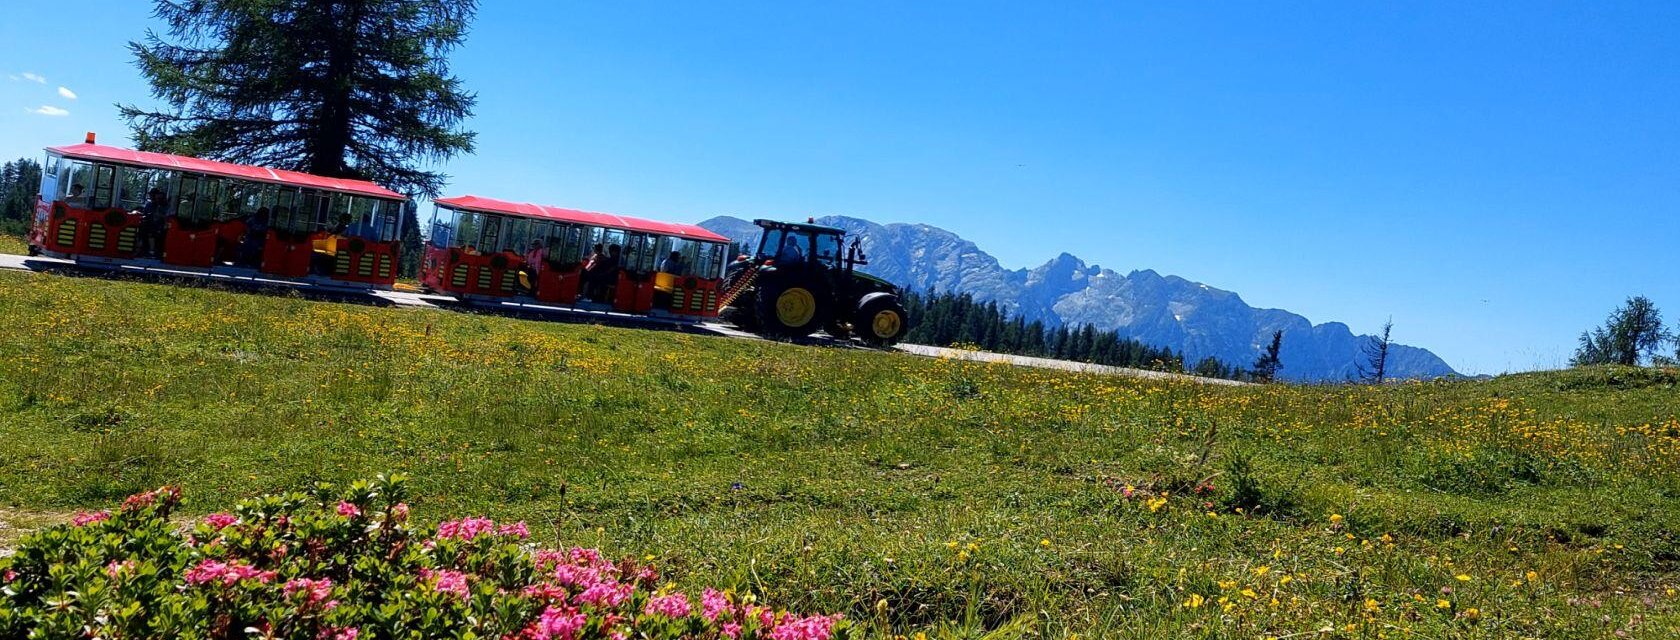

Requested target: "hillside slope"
[
  {"left": 702, "top": 215, "right": 1456, "bottom": 381},
  {"left": 0, "top": 271, "right": 1675, "bottom": 638}
]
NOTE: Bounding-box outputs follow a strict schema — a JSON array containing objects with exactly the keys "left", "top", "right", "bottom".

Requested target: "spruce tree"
[
  {"left": 1252, "top": 330, "right": 1283, "bottom": 383},
  {"left": 120, "top": 0, "right": 478, "bottom": 197}
]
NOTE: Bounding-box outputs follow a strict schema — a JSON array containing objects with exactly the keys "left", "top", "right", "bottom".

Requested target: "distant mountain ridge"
[{"left": 700, "top": 215, "right": 1458, "bottom": 381}]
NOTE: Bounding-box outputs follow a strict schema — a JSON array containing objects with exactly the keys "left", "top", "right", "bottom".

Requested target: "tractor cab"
[
  {"left": 751, "top": 220, "right": 849, "bottom": 270},
  {"left": 718, "top": 218, "right": 908, "bottom": 345}
]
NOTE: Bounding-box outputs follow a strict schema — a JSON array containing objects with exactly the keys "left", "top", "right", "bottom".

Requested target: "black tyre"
[
  {"left": 854, "top": 296, "right": 908, "bottom": 346},
  {"left": 754, "top": 280, "right": 832, "bottom": 338}
]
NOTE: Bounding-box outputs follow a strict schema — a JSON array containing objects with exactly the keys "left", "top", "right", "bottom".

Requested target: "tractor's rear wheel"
[
  {"left": 855, "top": 296, "right": 908, "bottom": 346},
  {"left": 755, "top": 281, "right": 832, "bottom": 338}
]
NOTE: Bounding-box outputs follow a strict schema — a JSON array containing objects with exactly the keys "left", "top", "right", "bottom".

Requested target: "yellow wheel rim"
[
  {"left": 871, "top": 309, "right": 902, "bottom": 338},
  {"left": 775, "top": 287, "right": 817, "bottom": 327}
]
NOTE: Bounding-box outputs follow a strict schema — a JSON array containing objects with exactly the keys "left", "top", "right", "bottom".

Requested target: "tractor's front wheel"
[
  {"left": 855, "top": 296, "right": 908, "bottom": 346},
  {"left": 755, "top": 281, "right": 832, "bottom": 338}
]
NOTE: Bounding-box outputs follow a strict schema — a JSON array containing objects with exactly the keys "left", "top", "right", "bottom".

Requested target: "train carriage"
[
  {"left": 421, "top": 195, "right": 730, "bottom": 319},
  {"left": 30, "top": 135, "right": 410, "bottom": 289}
]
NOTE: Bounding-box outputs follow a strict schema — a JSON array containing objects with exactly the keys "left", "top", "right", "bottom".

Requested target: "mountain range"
[{"left": 699, "top": 215, "right": 1458, "bottom": 381}]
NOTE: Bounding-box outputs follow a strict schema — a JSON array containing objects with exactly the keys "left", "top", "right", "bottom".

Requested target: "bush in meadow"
[{"left": 0, "top": 474, "right": 850, "bottom": 640}]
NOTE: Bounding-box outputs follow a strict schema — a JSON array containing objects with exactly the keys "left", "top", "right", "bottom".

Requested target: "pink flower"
[
  {"left": 644, "top": 593, "right": 692, "bottom": 619},
  {"left": 530, "top": 605, "right": 587, "bottom": 640},
  {"left": 391, "top": 502, "right": 410, "bottom": 522},
  {"left": 702, "top": 588, "right": 731, "bottom": 621},
  {"left": 71, "top": 511, "right": 110, "bottom": 527},
  {"left": 336, "top": 501, "right": 362, "bottom": 518},
  {"left": 421, "top": 568, "right": 470, "bottom": 600},
  {"left": 284, "top": 577, "right": 336, "bottom": 607},
  {"left": 436, "top": 516, "right": 497, "bottom": 541},
  {"left": 204, "top": 512, "right": 238, "bottom": 530},
  {"left": 552, "top": 564, "right": 606, "bottom": 589},
  {"left": 183, "top": 559, "right": 276, "bottom": 586},
  {"left": 319, "top": 627, "right": 359, "bottom": 640},
  {"left": 573, "top": 581, "right": 633, "bottom": 608},
  {"left": 766, "top": 614, "right": 841, "bottom": 640},
  {"left": 2, "top": 570, "right": 16, "bottom": 582},
  {"left": 105, "top": 560, "right": 136, "bottom": 578},
  {"left": 498, "top": 521, "right": 530, "bottom": 539},
  {"left": 721, "top": 622, "right": 743, "bottom": 639}
]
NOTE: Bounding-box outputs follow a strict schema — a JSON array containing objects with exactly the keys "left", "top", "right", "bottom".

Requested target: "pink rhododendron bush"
[{"left": 0, "top": 475, "right": 849, "bottom": 640}]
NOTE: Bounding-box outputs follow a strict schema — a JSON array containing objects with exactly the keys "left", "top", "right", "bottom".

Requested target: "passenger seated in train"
[
  {"left": 345, "top": 214, "right": 380, "bottom": 240},
  {"left": 138, "top": 188, "right": 170, "bottom": 258},
  {"left": 66, "top": 184, "right": 89, "bottom": 208},
  {"left": 584, "top": 244, "right": 622, "bottom": 302},
  {"left": 522, "top": 239, "right": 545, "bottom": 294},
  {"left": 242, "top": 207, "right": 270, "bottom": 266},
  {"left": 659, "top": 250, "right": 687, "bottom": 276}
]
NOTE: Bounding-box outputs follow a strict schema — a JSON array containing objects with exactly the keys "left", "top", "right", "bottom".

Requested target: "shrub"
[{"left": 0, "top": 475, "right": 852, "bottom": 640}]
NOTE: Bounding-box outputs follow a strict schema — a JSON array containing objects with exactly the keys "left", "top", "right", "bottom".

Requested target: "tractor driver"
[{"left": 774, "top": 235, "right": 805, "bottom": 266}]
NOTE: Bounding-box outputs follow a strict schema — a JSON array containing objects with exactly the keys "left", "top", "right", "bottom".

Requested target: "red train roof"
[
  {"left": 47, "top": 143, "right": 404, "bottom": 200},
  {"left": 434, "top": 195, "right": 729, "bottom": 244}
]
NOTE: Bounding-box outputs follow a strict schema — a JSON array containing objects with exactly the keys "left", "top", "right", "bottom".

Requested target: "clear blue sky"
[{"left": 4, "top": 2, "right": 1677, "bottom": 375}]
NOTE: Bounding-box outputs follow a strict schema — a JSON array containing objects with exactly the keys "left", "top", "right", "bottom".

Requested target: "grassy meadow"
[{"left": 0, "top": 268, "right": 1677, "bottom": 638}]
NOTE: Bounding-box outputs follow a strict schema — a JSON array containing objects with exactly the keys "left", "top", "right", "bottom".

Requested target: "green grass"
[
  {"left": 0, "top": 233, "right": 29, "bottom": 256},
  {"left": 0, "top": 268, "right": 1677, "bottom": 638}
]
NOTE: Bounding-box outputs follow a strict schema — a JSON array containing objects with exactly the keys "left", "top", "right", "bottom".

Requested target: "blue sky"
[{"left": 3, "top": 2, "right": 1677, "bottom": 374}]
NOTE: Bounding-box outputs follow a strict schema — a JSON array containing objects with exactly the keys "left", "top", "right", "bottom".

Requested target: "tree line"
[
  {"left": 0, "top": 158, "right": 44, "bottom": 237},
  {"left": 899, "top": 290, "right": 1253, "bottom": 381}
]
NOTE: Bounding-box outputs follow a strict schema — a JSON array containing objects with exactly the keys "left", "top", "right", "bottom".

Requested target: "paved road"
[{"left": 0, "top": 252, "right": 1245, "bottom": 386}]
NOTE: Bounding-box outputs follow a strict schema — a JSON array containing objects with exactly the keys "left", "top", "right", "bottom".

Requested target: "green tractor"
[{"left": 717, "top": 218, "right": 909, "bottom": 345}]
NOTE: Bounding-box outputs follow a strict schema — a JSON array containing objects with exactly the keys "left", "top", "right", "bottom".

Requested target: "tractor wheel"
[
  {"left": 854, "top": 296, "right": 908, "bottom": 346},
  {"left": 754, "top": 281, "right": 832, "bottom": 338}
]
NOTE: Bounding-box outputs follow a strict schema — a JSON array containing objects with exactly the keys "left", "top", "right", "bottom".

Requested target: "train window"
[
  {"left": 90, "top": 164, "right": 117, "bottom": 210},
  {"left": 44, "top": 154, "right": 60, "bottom": 178},
  {"left": 348, "top": 196, "right": 378, "bottom": 239},
  {"left": 175, "top": 175, "right": 203, "bottom": 224},
  {"left": 328, "top": 192, "right": 352, "bottom": 230},
  {"left": 62, "top": 161, "right": 94, "bottom": 204},
  {"left": 219, "top": 181, "right": 252, "bottom": 220},
  {"left": 500, "top": 216, "right": 530, "bottom": 254},
  {"left": 428, "top": 206, "right": 458, "bottom": 247},
  {"left": 622, "top": 233, "right": 656, "bottom": 273},
  {"left": 119, "top": 167, "right": 162, "bottom": 210},
  {"left": 547, "top": 224, "right": 585, "bottom": 266},
  {"left": 382, "top": 200, "right": 406, "bottom": 242}
]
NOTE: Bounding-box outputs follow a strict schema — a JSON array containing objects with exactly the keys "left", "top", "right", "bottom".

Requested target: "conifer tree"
[
  {"left": 120, "top": 0, "right": 478, "bottom": 198},
  {"left": 1252, "top": 330, "right": 1284, "bottom": 383}
]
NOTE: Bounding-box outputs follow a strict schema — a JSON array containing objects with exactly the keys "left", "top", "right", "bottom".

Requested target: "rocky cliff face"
[{"left": 701, "top": 215, "right": 1458, "bottom": 381}]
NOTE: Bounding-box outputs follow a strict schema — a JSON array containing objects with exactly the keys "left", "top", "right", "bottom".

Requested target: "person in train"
[
  {"left": 659, "top": 250, "right": 687, "bottom": 275},
  {"left": 241, "top": 207, "right": 270, "bottom": 266},
  {"left": 522, "top": 239, "right": 546, "bottom": 294},
  {"left": 137, "top": 188, "right": 171, "bottom": 258}
]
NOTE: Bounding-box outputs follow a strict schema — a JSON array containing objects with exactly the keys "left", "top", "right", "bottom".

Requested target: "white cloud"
[
  {"left": 57, "top": 86, "right": 77, "bottom": 100},
  {"left": 21, "top": 72, "right": 45, "bottom": 83},
  {"left": 29, "top": 105, "right": 70, "bottom": 117}
]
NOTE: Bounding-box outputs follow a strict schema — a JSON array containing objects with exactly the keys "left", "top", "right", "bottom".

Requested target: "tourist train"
[
  {"left": 24, "top": 135, "right": 912, "bottom": 343},
  {"left": 28, "top": 134, "right": 737, "bottom": 322}
]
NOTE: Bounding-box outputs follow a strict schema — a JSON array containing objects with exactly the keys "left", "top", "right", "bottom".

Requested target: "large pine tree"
[{"left": 120, "top": 0, "right": 477, "bottom": 198}]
